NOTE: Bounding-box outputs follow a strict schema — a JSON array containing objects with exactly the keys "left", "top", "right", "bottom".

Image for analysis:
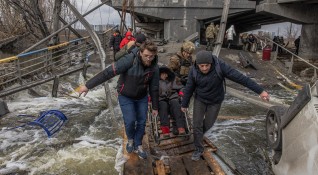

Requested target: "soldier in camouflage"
[
  {"left": 205, "top": 22, "right": 216, "bottom": 51},
  {"left": 168, "top": 41, "right": 195, "bottom": 86}
]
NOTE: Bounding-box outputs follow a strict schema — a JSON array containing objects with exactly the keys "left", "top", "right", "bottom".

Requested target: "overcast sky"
[{"left": 79, "top": 0, "right": 130, "bottom": 26}]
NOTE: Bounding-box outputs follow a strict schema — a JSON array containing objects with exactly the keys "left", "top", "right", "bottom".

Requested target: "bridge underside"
[{"left": 118, "top": 8, "right": 284, "bottom": 42}]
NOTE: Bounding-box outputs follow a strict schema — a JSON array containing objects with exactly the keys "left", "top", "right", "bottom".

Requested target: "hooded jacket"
[
  {"left": 159, "top": 66, "right": 184, "bottom": 101},
  {"left": 85, "top": 48, "right": 159, "bottom": 109},
  {"left": 181, "top": 56, "right": 264, "bottom": 107},
  {"left": 120, "top": 31, "right": 135, "bottom": 49},
  {"left": 109, "top": 32, "right": 122, "bottom": 51}
]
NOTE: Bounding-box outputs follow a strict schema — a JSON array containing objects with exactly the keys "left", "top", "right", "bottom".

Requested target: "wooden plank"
[
  {"left": 156, "top": 160, "right": 166, "bottom": 175},
  {"left": 203, "top": 150, "right": 226, "bottom": 175},
  {"left": 123, "top": 127, "right": 154, "bottom": 175},
  {"left": 203, "top": 137, "right": 217, "bottom": 152},
  {"left": 182, "top": 154, "right": 211, "bottom": 175},
  {"left": 169, "top": 157, "right": 188, "bottom": 175}
]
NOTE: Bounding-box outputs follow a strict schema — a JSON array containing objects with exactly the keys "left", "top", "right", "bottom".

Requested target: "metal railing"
[
  {"left": 0, "top": 29, "right": 113, "bottom": 97},
  {"left": 257, "top": 36, "right": 318, "bottom": 81}
]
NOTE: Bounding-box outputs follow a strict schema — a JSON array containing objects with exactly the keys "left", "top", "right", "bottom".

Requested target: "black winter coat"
[
  {"left": 109, "top": 34, "right": 122, "bottom": 51},
  {"left": 85, "top": 48, "right": 159, "bottom": 109},
  {"left": 181, "top": 56, "right": 264, "bottom": 107}
]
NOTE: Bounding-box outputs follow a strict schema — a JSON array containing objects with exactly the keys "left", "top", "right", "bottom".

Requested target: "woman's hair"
[{"left": 140, "top": 40, "right": 157, "bottom": 54}]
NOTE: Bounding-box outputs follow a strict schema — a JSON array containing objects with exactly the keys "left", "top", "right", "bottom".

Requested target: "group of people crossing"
[{"left": 78, "top": 28, "right": 270, "bottom": 161}]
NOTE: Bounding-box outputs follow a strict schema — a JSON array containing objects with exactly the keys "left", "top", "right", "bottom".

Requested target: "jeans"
[
  {"left": 118, "top": 95, "right": 148, "bottom": 147},
  {"left": 193, "top": 98, "right": 221, "bottom": 151}
]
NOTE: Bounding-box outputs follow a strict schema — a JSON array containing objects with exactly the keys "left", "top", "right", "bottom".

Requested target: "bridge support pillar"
[
  {"left": 299, "top": 24, "right": 318, "bottom": 60},
  {"left": 164, "top": 19, "right": 199, "bottom": 41}
]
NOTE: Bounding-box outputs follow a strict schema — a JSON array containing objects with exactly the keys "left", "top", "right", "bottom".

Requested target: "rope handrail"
[{"left": 255, "top": 35, "right": 318, "bottom": 70}]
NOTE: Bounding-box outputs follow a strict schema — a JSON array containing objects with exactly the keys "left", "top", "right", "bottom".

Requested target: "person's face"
[
  {"left": 127, "top": 36, "right": 131, "bottom": 40},
  {"left": 160, "top": 72, "right": 168, "bottom": 80},
  {"left": 182, "top": 50, "right": 192, "bottom": 59},
  {"left": 198, "top": 64, "right": 211, "bottom": 74},
  {"left": 140, "top": 49, "right": 156, "bottom": 67}
]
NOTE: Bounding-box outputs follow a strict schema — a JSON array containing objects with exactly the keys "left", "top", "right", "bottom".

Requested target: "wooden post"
[
  {"left": 15, "top": 59, "right": 22, "bottom": 85},
  {"left": 274, "top": 45, "right": 278, "bottom": 62},
  {"left": 213, "top": 0, "right": 231, "bottom": 57},
  {"left": 52, "top": 76, "right": 59, "bottom": 97},
  {"left": 313, "top": 68, "right": 317, "bottom": 82},
  {"left": 52, "top": 0, "right": 63, "bottom": 45},
  {"left": 67, "top": 44, "right": 72, "bottom": 66},
  {"left": 203, "top": 149, "right": 226, "bottom": 175},
  {"left": 82, "top": 63, "right": 88, "bottom": 79},
  {"left": 288, "top": 55, "right": 294, "bottom": 74}
]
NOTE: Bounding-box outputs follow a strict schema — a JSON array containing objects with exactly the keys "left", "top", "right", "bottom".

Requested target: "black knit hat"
[
  {"left": 196, "top": 50, "right": 213, "bottom": 64},
  {"left": 135, "top": 34, "right": 147, "bottom": 44}
]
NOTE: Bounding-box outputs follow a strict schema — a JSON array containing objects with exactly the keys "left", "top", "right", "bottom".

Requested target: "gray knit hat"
[{"left": 196, "top": 50, "right": 213, "bottom": 64}]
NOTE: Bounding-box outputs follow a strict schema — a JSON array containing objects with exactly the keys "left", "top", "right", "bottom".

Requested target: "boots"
[
  {"left": 160, "top": 126, "right": 170, "bottom": 138},
  {"left": 178, "top": 127, "right": 186, "bottom": 135}
]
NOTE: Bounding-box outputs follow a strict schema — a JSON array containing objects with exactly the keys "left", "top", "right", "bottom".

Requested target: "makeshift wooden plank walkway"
[{"left": 122, "top": 124, "right": 229, "bottom": 175}]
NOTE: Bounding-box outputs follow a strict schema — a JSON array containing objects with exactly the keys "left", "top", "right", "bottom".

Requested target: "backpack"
[
  {"left": 114, "top": 42, "right": 137, "bottom": 61},
  {"left": 114, "top": 45, "right": 139, "bottom": 62},
  {"left": 192, "top": 54, "right": 226, "bottom": 92}
]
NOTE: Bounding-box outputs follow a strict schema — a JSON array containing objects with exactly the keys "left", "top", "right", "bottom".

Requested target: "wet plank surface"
[
  {"left": 123, "top": 129, "right": 154, "bottom": 175},
  {"left": 169, "top": 156, "right": 188, "bottom": 175},
  {"left": 182, "top": 154, "right": 212, "bottom": 175}
]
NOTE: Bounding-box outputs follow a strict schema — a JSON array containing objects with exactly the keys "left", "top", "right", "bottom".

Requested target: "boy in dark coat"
[
  {"left": 109, "top": 29, "right": 122, "bottom": 60},
  {"left": 158, "top": 66, "right": 186, "bottom": 138}
]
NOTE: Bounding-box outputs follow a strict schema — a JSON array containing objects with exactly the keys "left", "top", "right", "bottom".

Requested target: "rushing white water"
[
  {"left": 0, "top": 75, "right": 125, "bottom": 175},
  {"left": 0, "top": 70, "right": 296, "bottom": 175}
]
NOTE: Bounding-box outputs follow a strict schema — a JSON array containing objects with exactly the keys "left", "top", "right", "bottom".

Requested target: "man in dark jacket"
[
  {"left": 181, "top": 50, "right": 269, "bottom": 161},
  {"left": 109, "top": 29, "right": 122, "bottom": 60},
  {"left": 78, "top": 40, "right": 159, "bottom": 159}
]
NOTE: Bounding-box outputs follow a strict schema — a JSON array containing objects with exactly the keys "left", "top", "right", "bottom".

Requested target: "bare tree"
[{"left": 284, "top": 22, "right": 301, "bottom": 41}]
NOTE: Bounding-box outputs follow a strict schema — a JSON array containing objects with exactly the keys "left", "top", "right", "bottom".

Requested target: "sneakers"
[
  {"left": 178, "top": 127, "right": 186, "bottom": 135},
  {"left": 191, "top": 149, "right": 204, "bottom": 161},
  {"left": 135, "top": 145, "right": 147, "bottom": 159},
  {"left": 160, "top": 126, "right": 170, "bottom": 138},
  {"left": 126, "top": 139, "right": 134, "bottom": 153}
]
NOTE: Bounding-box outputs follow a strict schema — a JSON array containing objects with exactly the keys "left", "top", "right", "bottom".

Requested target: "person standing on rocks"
[
  {"left": 168, "top": 41, "right": 196, "bottom": 86},
  {"left": 77, "top": 40, "right": 159, "bottom": 160},
  {"left": 181, "top": 50, "right": 270, "bottom": 161}
]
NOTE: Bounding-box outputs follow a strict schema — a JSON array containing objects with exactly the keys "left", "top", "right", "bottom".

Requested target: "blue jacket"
[
  {"left": 181, "top": 56, "right": 264, "bottom": 107},
  {"left": 86, "top": 48, "right": 159, "bottom": 109}
]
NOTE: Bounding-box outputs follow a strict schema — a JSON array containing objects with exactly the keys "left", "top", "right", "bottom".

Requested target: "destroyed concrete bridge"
[{"left": 109, "top": 0, "right": 318, "bottom": 60}]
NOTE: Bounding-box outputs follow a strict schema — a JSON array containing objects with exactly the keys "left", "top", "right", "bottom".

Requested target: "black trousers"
[
  {"left": 193, "top": 98, "right": 221, "bottom": 151},
  {"left": 159, "top": 99, "right": 185, "bottom": 128}
]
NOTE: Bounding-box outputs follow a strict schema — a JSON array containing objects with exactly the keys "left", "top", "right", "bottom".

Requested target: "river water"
[{"left": 0, "top": 71, "right": 296, "bottom": 174}]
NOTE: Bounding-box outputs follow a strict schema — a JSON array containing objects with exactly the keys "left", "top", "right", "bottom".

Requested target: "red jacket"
[{"left": 120, "top": 31, "right": 135, "bottom": 49}]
